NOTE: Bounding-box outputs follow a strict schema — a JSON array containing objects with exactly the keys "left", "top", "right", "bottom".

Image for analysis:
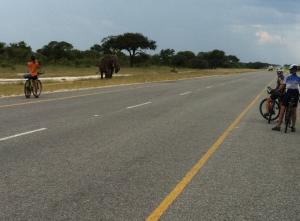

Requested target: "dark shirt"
[{"left": 275, "top": 75, "right": 284, "bottom": 90}]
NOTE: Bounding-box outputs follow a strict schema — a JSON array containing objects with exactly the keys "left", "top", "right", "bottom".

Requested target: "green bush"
[
  {"left": 170, "top": 67, "right": 177, "bottom": 73},
  {"left": 1, "top": 62, "right": 10, "bottom": 68},
  {"left": 74, "top": 59, "right": 82, "bottom": 67}
]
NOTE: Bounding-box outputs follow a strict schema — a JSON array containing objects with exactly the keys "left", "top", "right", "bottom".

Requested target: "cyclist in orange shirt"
[{"left": 28, "top": 55, "right": 39, "bottom": 96}]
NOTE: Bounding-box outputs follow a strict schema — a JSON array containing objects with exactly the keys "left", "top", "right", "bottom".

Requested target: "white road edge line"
[
  {"left": 206, "top": 86, "right": 212, "bottom": 88},
  {"left": 221, "top": 83, "right": 226, "bottom": 85},
  {"left": 180, "top": 92, "right": 192, "bottom": 95},
  {"left": 127, "top": 102, "right": 152, "bottom": 109},
  {"left": 0, "top": 128, "right": 47, "bottom": 141}
]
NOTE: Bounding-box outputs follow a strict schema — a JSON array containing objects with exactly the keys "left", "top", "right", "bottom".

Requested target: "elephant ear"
[{"left": 111, "top": 56, "right": 117, "bottom": 65}]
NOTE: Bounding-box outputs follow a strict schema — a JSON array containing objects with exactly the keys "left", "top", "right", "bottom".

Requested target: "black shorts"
[
  {"left": 270, "top": 90, "right": 284, "bottom": 100},
  {"left": 282, "top": 93, "right": 299, "bottom": 107},
  {"left": 31, "top": 75, "right": 38, "bottom": 80},
  {"left": 270, "top": 92, "right": 278, "bottom": 100}
]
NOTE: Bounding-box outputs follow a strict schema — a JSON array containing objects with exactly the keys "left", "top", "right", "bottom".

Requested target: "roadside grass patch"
[{"left": 0, "top": 65, "right": 261, "bottom": 97}]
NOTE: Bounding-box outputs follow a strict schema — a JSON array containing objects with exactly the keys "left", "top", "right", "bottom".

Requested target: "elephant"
[{"left": 97, "top": 54, "right": 120, "bottom": 79}]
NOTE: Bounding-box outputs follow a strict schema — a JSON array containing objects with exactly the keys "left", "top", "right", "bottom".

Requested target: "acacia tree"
[
  {"left": 2, "top": 41, "right": 32, "bottom": 62},
  {"left": 0, "top": 42, "right": 6, "bottom": 58},
  {"left": 224, "top": 55, "right": 240, "bottom": 68},
  {"left": 171, "top": 51, "right": 196, "bottom": 67},
  {"left": 160, "top": 49, "right": 175, "bottom": 66},
  {"left": 0, "top": 42, "right": 5, "bottom": 51},
  {"left": 171, "top": 54, "right": 187, "bottom": 67},
  {"left": 90, "top": 44, "right": 102, "bottom": 53},
  {"left": 150, "top": 54, "right": 161, "bottom": 65},
  {"left": 199, "top": 50, "right": 226, "bottom": 69},
  {"left": 226, "top": 55, "right": 239, "bottom": 64},
  {"left": 177, "top": 51, "right": 195, "bottom": 60},
  {"left": 37, "top": 41, "right": 73, "bottom": 61},
  {"left": 101, "top": 33, "right": 157, "bottom": 67}
]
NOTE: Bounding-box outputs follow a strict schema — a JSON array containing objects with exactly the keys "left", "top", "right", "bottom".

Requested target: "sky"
[{"left": 1, "top": 0, "right": 300, "bottom": 65}]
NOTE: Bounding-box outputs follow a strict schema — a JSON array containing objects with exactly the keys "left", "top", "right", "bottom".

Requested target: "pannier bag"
[{"left": 23, "top": 74, "right": 32, "bottom": 79}]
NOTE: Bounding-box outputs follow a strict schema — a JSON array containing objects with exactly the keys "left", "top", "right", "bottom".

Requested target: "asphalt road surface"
[{"left": 1, "top": 71, "right": 299, "bottom": 221}]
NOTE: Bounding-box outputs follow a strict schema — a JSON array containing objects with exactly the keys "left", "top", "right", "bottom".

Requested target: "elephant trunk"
[{"left": 115, "top": 66, "right": 120, "bottom": 73}]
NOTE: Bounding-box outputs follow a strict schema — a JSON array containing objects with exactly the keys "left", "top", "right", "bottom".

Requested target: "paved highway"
[{"left": 1, "top": 71, "right": 299, "bottom": 220}]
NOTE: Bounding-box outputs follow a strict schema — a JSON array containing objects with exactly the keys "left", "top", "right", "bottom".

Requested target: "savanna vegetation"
[
  {"left": 0, "top": 65, "right": 260, "bottom": 97},
  {"left": 0, "top": 33, "right": 279, "bottom": 70},
  {"left": 0, "top": 32, "right": 281, "bottom": 96}
]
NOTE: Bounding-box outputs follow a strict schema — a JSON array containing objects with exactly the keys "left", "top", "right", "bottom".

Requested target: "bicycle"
[
  {"left": 24, "top": 71, "right": 44, "bottom": 98},
  {"left": 259, "top": 86, "right": 282, "bottom": 123},
  {"left": 284, "top": 94, "right": 298, "bottom": 133}
]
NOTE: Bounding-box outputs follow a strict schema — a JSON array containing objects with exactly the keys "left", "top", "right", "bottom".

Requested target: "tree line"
[{"left": 0, "top": 33, "right": 275, "bottom": 70}]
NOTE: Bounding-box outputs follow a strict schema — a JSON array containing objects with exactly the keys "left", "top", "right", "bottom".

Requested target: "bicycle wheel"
[
  {"left": 259, "top": 98, "right": 268, "bottom": 120},
  {"left": 285, "top": 107, "right": 292, "bottom": 133},
  {"left": 24, "top": 80, "right": 31, "bottom": 98},
  {"left": 268, "top": 100, "right": 280, "bottom": 123},
  {"left": 33, "top": 80, "right": 42, "bottom": 98}
]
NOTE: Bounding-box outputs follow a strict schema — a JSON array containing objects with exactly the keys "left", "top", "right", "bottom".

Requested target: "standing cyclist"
[
  {"left": 28, "top": 55, "right": 39, "bottom": 97},
  {"left": 272, "top": 64, "right": 300, "bottom": 132},
  {"left": 264, "top": 68, "right": 285, "bottom": 118}
]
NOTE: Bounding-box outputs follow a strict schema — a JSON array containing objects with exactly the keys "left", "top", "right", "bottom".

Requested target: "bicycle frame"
[
  {"left": 24, "top": 72, "right": 44, "bottom": 98},
  {"left": 259, "top": 87, "right": 282, "bottom": 122},
  {"left": 28, "top": 78, "right": 34, "bottom": 90},
  {"left": 284, "top": 95, "right": 297, "bottom": 133}
]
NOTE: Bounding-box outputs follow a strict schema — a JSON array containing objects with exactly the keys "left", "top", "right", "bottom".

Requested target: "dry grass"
[
  {"left": 0, "top": 65, "right": 261, "bottom": 97},
  {"left": 0, "top": 65, "right": 99, "bottom": 78}
]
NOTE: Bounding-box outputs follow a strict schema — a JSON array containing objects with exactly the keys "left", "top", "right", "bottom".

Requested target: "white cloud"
[
  {"left": 255, "top": 30, "right": 285, "bottom": 44},
  {"left": 252, "top": 24, "right": 266, "bottom": 29}
]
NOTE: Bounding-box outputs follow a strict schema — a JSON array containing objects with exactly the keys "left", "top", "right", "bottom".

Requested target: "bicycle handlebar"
[
  {"left": 24, "top": 71, "right": 45, "bottom": 79},
  {"left": 267, "top": 86, "right": 273, "bottom": 94}
]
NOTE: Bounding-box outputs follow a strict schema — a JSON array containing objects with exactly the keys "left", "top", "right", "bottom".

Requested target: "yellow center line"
[{"left": 146, "top": 77, "right": 276, "bottom": 221}]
